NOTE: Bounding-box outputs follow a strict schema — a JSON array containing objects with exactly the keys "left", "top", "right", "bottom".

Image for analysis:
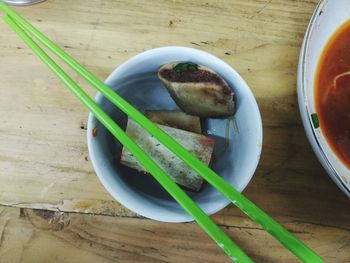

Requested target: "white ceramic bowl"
[
  {"left": 298, "top": 0, "right": 350, "bottom": 197},
  {"left": 87, "top": 47, "right": 263, "bottom": 222}
]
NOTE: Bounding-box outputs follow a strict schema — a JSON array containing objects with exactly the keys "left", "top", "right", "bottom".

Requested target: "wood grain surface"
[{"left": 0, "top": 0, "right": 349, "bottom": 262}]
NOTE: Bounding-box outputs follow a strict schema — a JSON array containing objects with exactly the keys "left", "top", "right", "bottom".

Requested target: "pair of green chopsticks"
[{"left": 0, "top": 3, "right": 323, "bottom": 262}]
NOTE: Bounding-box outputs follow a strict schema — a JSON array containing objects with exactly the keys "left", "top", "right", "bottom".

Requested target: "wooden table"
[{"left": 0, "top": 1, "right": 349, "bottom": 262}]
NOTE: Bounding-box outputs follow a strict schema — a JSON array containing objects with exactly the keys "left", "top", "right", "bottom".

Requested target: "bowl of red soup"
[{"left": 298, "top": 0, "right": 350, "bottom": 197}]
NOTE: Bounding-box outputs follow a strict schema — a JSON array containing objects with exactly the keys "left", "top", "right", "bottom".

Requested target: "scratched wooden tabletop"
[{"left": 0, "top": 0, "right": 349, "bottom": 262}]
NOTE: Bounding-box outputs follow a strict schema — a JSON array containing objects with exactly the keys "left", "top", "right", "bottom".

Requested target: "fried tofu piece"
[
  {"left": 120, "top": 119, "right": 214, "bottom": 191},
  {"left": 145, "top": 110, "right": 201, "bottom": 133}
]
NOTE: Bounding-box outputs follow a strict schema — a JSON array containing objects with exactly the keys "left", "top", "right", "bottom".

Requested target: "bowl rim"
[
  {"left": 297, "top": 0, "right": 350, "bottom": 197},
  {"left": 87, "top": 46, "right": 263, "bottom": 221}
]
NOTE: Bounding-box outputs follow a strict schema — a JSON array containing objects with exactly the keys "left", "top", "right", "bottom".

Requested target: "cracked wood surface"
[
  {"left": 0, "top": 0, "right": 350, "bottom": 262},
  {"left": 0, "top": 206, "right": 350, "bottom": 263},
  {"left": 0, "top": 207, "right": 350, "bottom": 263}
]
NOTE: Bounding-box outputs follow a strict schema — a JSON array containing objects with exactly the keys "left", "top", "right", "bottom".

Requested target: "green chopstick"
[
  {"left": 2, "top": 13, "right": 252, "bottom": 263},
  {"left": 0, "top": 3, "right": 324, "bottom": 262}
]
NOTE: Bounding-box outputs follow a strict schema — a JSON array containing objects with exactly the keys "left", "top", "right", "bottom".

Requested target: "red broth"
[{"left": 315, "top": 20, "right": 350, "bottom": 169}]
